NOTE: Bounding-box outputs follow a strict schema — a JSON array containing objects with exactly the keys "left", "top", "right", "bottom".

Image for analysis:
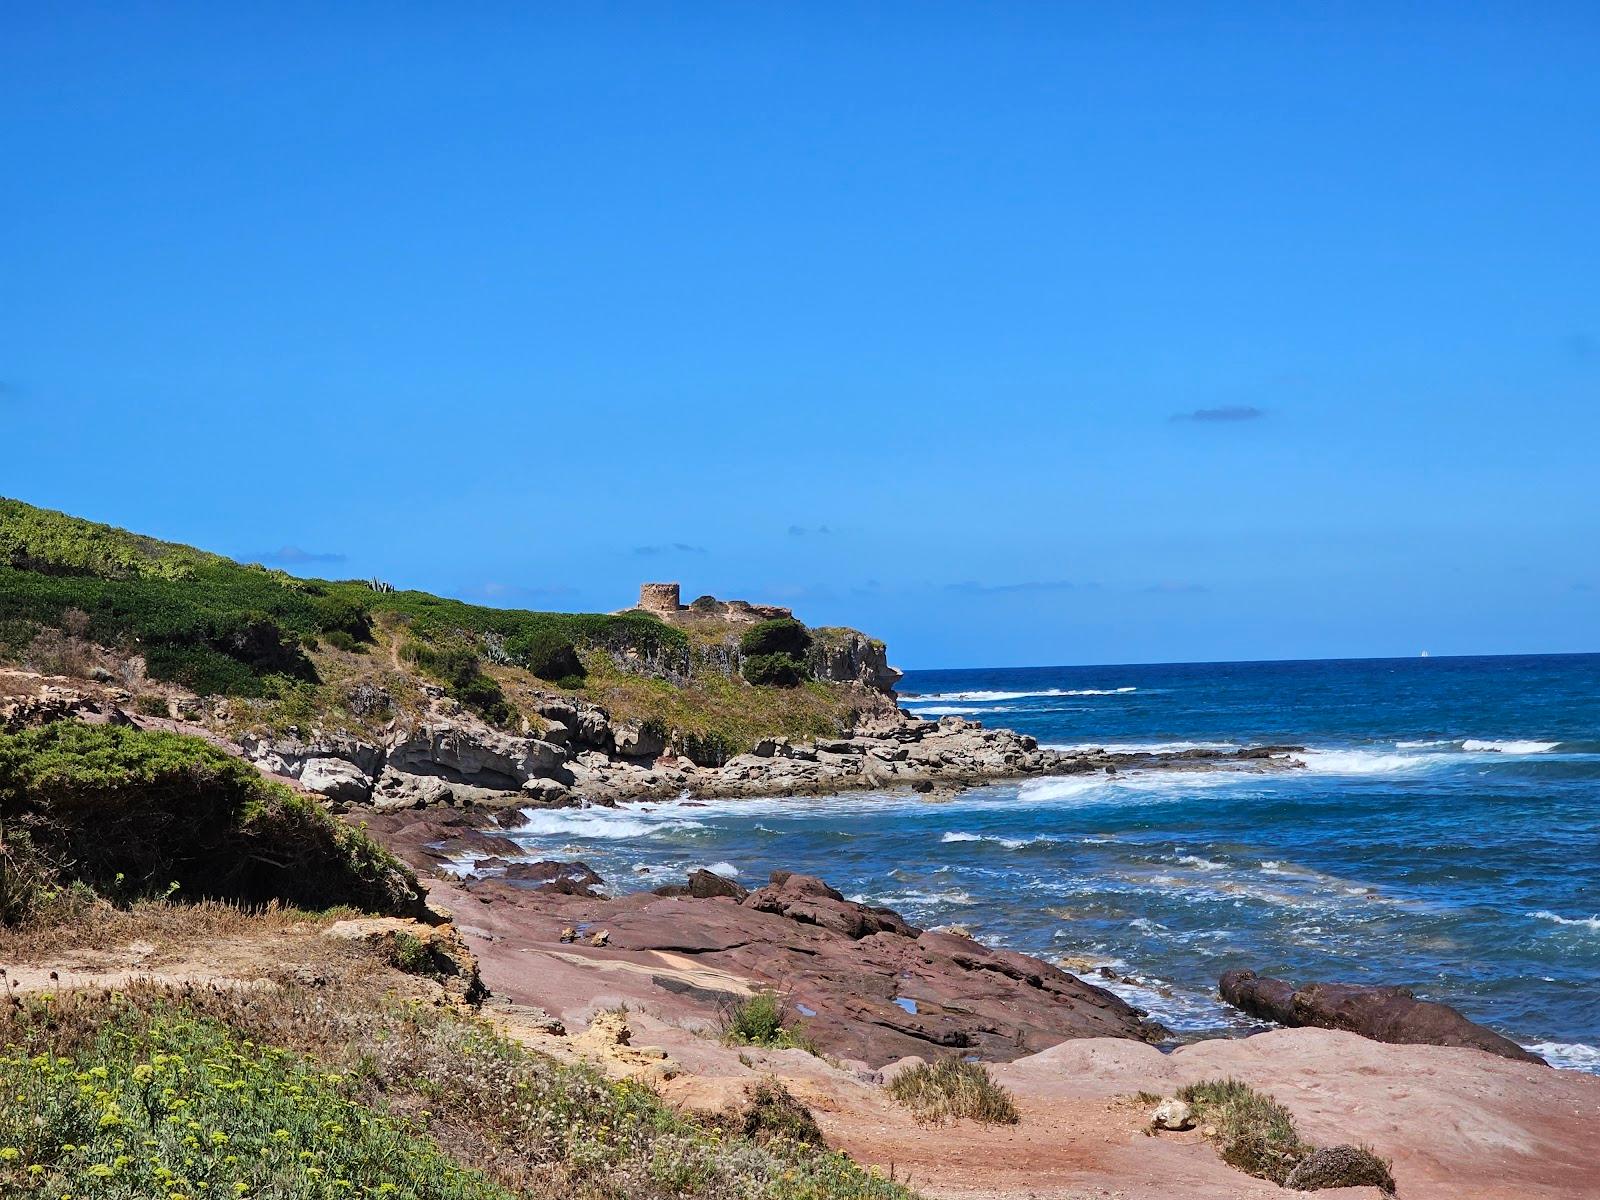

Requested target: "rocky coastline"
[{"left": 233, "top": 693, "right": 1309, "bottom": 811}]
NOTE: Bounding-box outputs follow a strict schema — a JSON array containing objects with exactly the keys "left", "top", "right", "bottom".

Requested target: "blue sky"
[{"left": 3, "top": 4, "right": 1596, "bottom": 668}]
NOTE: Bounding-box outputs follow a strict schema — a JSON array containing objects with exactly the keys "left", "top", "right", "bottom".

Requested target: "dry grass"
[
  {"left": 0, "top": 895, "right": 348, "bottom": 962},
  {"left": 1285, "top": 1143, "right": 1397, "bottom": 1194},
  {"left": 1177, "top": 1078, "right": 1311, "bottom": 1185},
  {"left": 886, "top": 1058, "right": 1020, "bottom": 1126}
]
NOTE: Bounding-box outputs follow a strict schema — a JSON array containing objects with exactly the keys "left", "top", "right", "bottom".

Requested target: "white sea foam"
[
  {"left": 511, "top": 805, "right": 703, "bottom": 841},
  {"left": 1461, "top": 738, "right": 1560, "bottom": 754},
  {"left": 904, "top": 686, "right": 1136, "bottom": 703},
  {"left": 1016, "top": 769, "right": 1240, "bottom": 807},
  {"left": 1176, "top": 854, "right": 1227, "bottom": 871},
  {"left": 697, "top": 861, "right": 740, "bottom": 878},
  {"left": 1292, "top": 747, "right": 1451, "bottom": 775},
  {"left": 1043, "top": 739, "right": 1236, "bottom": 754},
  {"left": 941, "top": 831, "right": 1052, "bottom": 850},
  {"left": 1524, "top": 1041, "right": 1600, "bottom": 1072},
  {"left": 1529, "top": 910, "right": 1600, "bottom": 931}
]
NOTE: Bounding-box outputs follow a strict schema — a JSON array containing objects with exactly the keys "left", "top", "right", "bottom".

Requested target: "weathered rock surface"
[
  {"left": 499, "top": 860, "right": 608, "bottom": 897},
  {"left": 1220, "top": 969, "right": 1544, "bottom": 1063},
  {"left": 222, "top": 677, "right": 1305, "bottom": 814},
  {"left": 436, "top": 863, "right": 1165, "bottom": 1065}
]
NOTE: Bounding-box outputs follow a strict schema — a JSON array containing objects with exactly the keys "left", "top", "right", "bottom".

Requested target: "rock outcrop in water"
[{"left": 1219, "top": 968, "right": 1545, "bottom": 1063}]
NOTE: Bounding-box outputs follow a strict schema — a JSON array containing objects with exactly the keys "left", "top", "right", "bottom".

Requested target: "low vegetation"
[
  {"left": 0, "top": 981, "right": 917, "bottom": 1200},
  {"left": 1174, "top": 1078, "right": 1308, "bottom": 1185},
  {"left": 884, "top": 1058, "right": 1020, "bottom": 1126},
  {"left": 719, "top": 992, "right": 819, "bottom": 1054},
  {"left": 1174, "top": 1078, "right": 1397, "bottom": 1192},
  {"left": 739, "top": 619, "right": 812, "bottom": 687},
  {"left": 0, "top": 497, "right": 685, "bottom": 705},
  {"left": 731, "top": 1079, "right": 828, "bottom": 1148},
  {"left": 1285, "top": 1144, "right": 1398, "bottom": 1193},
  {"left": 0, "top": 722, "right": 419, "bottom": 925},
  {"left": 0, "top": 498, "right": 884, "bottom": 759}
]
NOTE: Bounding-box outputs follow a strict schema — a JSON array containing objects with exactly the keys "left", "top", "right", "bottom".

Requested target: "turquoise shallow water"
[{"left": 494, "top": 653, "right": 1600, "bottom": 1071}]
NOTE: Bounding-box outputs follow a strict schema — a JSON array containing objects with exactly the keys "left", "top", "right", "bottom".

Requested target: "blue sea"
[{"left": 497, "top": 653, "right": 1600, "bottom": 1071}]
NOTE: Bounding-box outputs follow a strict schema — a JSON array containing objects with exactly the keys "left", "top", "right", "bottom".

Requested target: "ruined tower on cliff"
[{"left": 638, "top": 582, "right": 682, "bottom": 615}]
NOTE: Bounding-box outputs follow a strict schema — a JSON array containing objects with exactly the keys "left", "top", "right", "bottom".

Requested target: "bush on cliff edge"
[{"left": 0, "top": 722, "right": 420, "bottom": 924}]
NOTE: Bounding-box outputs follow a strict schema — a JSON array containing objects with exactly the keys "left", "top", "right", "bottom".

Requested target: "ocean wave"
[
  {"left": 903, "top": 686, "right": 1136, "bottom": 702},
  {"left": 941, "top": 831, "right": 1053, "bottom": 850},
  {"left": 1461, "top": 738, "right": 1560, "bottom": 754},
  {"left": 1523, "top": 1041, "right": 1600, "bottom": 1072},
  {"left": 906, "top": 704, "right": 1012, "bottom": 716},
  {"left": 1017, "top": 770, "right": 1242, "bottom": 807},
  {"left": 1292, "top": 747, "right": 1453, "bottom": 775},
  {"left": 1043, "top": 739, "right": 1237, "bottom": 754},
  {"left": 511, "top": 805, "right": 703, "bottom": 841},
  {"left": 1529, "top": 910, "right": 1600, "bottom": 931},
  {"left": 1175, "top": 854, "right": 1227, "bottom": 871},
  {"left": 694, "top": 861, "right": 740, "bottom": 878}
]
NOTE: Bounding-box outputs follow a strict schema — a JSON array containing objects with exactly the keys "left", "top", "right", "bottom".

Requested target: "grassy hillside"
[
  {"left": 0, "top": 498, "right": 886, "bottom": 751},
  {"left": 0, "top": 722, "right": 421, "bottom": 924}
]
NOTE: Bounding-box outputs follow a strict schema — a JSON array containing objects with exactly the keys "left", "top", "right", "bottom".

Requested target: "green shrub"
[
  {"left": 740, "top": 618, "right": 812, "bottom": 658},
  {"left": 322, "top": 629, "right": 363, "bottom": 653},
  {"left": 683, "top": 730, "right": 737, "bottom": 767},
  {"left": 885, "top": 1058, "right": 1020, "bottom": 1126},
  {"left": 0, "top": 722, "right": 421, "bottom": 923},
  {"left": 719, "top": 992, "right": 818, "bottom": 1053},
  {"left": 505, "top": 626, "right": 584, "bottom": 682},
  {"left": 132, "top": 693, "right": 169, "bottom": 718},
  {"left": 742, "top": 652, "right": 808, "bottom": 687},
  {"left": 1177, "top": 1078, "right": 1311, "bottom": 1185},
  {"left": 403, "top": 640, "right": 513, "bottom": 726}
]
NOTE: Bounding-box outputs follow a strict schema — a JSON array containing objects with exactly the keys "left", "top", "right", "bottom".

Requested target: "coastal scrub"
[
  {"left": 0, "top": 982, "right": 917, "bottom": 1200},
  {"left": 885, "top": 1058, "right": 1020, "bottom": 1126}
]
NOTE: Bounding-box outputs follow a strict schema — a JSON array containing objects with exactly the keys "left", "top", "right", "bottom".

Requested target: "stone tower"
[{"left": 638, "top": 582, "right": 681, "bottom": 615}]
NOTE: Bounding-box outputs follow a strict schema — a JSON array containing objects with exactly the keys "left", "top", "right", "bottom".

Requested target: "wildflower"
[{"left": 0, "top": 1148, "right": 19, "bottom": 1162}]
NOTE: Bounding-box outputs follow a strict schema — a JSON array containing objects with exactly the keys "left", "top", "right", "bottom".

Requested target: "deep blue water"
[{"left": 492, "top": 653, "right": 1600, "bottom": 1070}]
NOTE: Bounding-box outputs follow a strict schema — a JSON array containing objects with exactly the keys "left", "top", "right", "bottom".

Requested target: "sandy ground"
[{"left": 7, "top": 877, "right": 1597, "bottom": 1200}]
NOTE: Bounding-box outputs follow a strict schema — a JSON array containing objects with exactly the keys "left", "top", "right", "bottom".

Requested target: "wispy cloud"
[
  {"left": 1170, "top": 405, "right": 1265, "bottom": 423},
  {"left": 788, "top": 524, "right": 833, "bottom": 537},
  {"left": 944, "top": 579, "right": 1081, "bottom": 595},
  {"left": 254, "top": 545, "right": 347, "bottom": 565},
  {"left": 632, "top": 542, "right": 707, "bottom": 556}
]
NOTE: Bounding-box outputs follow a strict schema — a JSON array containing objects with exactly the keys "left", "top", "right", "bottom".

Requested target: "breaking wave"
[
  {"left": 1524, "top": 1041, "right": 1600, "bottom": 1071},
  {"left": 904, "top": 686, "right": 1136, "bottom": 702},
  {"left": 1529, "top": 910, "right": 1600, "bottom": 932},
  {"left": 1460, "top": 738, "right": 1560, "bottom": 754}
]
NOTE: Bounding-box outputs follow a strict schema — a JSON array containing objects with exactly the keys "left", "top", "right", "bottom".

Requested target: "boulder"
[
  {"left": 501, "top": 860, "right": 607, "bottom": 898},
  {"left": 612, "top": 722, "right": 666, "bottom": 759},
  {"left": 1151, "top": 1098, "right": 1194, "bottom": 1130},
  {"left": 686, "top": 868, "right": 748, "bottom": 901},
  {"left": 297, "top": 756, "right": 374, "bottom": 803},
  {"left": 743, "top": 871, "right": 919, "bottom": 939},
  {"left": 520, "top": 777, "right": 573, "bottom": 806},
  {"left": 1220, "top": 969, "right": 1544, "bottom": 1064},
  {"left": 387, "top": 721, "right": 565, "bottom": 787}
]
